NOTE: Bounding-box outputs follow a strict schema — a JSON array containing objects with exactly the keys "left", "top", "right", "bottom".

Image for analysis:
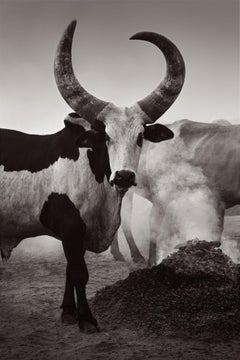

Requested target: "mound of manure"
[{"left": 92, "top": 240, "right": 240, "bottom": 337}]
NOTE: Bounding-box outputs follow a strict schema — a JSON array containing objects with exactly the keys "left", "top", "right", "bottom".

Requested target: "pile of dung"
[{"left": 92, "top": 240, "right": 240, "bottom": 337}]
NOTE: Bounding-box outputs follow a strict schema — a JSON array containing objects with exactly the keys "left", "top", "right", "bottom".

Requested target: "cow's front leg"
[
  {"left": 62, "top": 237, "right": 99, "bottom": 333},
  {"left": 40, "top": 193, "right": 98, "bottom": 333},
  {"left": 61, "top": 265, "right": 77, "bottom": 324}
]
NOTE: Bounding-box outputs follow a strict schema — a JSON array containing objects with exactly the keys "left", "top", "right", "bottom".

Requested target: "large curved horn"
[
  {"left": 130, "top": 32, "right": 185, "bottom": 123},
  {"left": 54, "top": 21, "right": 109, "bottom": 123}
]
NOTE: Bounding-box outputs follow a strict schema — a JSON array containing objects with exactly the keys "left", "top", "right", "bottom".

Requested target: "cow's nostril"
[
  {"left": 115, "top": 171, "right": 121, "bottom": 180},
  {"left": 117, "top": 170, "right": 135, "bottom": 180}
]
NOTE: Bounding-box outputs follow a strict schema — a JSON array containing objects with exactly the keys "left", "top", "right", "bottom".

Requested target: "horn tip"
[
  {"left": 129, "top": 33, "right": 139, "bottom": 40},
  {"left": 70, "top": 19, "right": 77, "bottom": 27},
  {"left": 129, "top": 32, "right": 150, "bottom": 41},
  {"left": 67, "top": 20, "right": 77, "bottom": 33}
]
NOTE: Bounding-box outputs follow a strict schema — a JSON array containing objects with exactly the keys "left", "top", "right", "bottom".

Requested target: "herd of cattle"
[{"left": 0, "top": 20, "right": 238, "bottom": 333}]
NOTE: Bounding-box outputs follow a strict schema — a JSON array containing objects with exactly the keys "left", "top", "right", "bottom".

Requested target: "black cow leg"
[
  {"left": 40, "top": 193, "right": 99, "bottom": 333},
  {"left": 75, "top": 261, "right": 99, "bottom": 333},
  {"left": 62, "top": 239, "right": 99, "bottom": 333},
  {"left": 61, "top": 265, "right": 77, "bottom": 324},
  {"left": 61, "top": 226, "right": 99, "bottom": 333}
]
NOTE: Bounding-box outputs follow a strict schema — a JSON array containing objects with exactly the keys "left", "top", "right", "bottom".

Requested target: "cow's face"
[
  {"left": 54, "top": 21, "right": 185, "bottom": 191},
  {"left": 101, "top": 105, "right": 143, "bottom": 188},
  {"left": 99, "top": 104, "right": 173, "bottom": 189}
]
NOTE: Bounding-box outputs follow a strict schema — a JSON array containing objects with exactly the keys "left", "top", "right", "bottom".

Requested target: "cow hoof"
[
  {"left": 61, "top": 309, "right": 77, "bottom": 325},
  {"left": 62, "top": 315, "right": 77, "bottom": 325},
  {"left": 78, "top": 320, "right": 100, "bottom": 333},
  {"left": 132, "top": 254, "right": 145, "bottom": 264},
  {"left": 113, "top": 253, "right": 125, "bottom": 262},
  {"left": 147, "top": 259, "right": 156, "bottom": 268}
]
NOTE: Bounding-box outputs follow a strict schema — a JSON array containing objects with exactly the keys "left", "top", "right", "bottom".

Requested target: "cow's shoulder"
[{"left": 0, "top": 122, "right": 85, "bottom": 172}]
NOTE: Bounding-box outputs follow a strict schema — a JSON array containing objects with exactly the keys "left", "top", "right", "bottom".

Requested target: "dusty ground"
[{"left": 0, "top": 217, "right": 240, "bottom": 359}]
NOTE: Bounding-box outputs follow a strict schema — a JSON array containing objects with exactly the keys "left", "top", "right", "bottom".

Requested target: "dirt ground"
[{"left": 0, "top": 217, "right": 240, "bottom": 360}]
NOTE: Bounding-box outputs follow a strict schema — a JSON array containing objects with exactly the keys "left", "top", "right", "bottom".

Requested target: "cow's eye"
[{"left": 137, "top": 132, "right": 144, "bottom": 147}]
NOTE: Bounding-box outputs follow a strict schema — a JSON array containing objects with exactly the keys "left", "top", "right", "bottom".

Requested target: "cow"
[
  {"left": 0, "top": 20, "right": 185, "bottom": 332},
  {"left": 111, "top": 119, "right": 240, "bottom": 266}
]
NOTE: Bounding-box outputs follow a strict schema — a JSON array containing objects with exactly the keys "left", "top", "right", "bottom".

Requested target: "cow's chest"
[{"left": 74, "top": 186, "right": 123, "bottom": 253}]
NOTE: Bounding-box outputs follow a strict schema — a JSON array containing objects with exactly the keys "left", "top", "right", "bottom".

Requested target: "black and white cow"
[
  {"left": 111, "top": 119, "right": 240, "bottom": 266},
  {"left": 0, "top": 21, "right": 185, "bottom": 332}
]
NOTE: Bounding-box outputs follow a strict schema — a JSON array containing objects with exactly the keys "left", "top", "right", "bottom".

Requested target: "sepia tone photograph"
[{"left": 0, "top": 0, "right": 239, "bottom": 359}]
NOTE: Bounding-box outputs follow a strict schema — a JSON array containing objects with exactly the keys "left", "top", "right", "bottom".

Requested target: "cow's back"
[
  {"left": 180, "top": 120, "right": 240, "bottom": 208},
  {"left": 0, "top": 128, "right": 80, "bottom": 172}
]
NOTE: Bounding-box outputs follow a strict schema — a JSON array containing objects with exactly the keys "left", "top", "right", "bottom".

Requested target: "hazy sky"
[{"left": 0, "top": 0, "right": 239, "bottom": 134}]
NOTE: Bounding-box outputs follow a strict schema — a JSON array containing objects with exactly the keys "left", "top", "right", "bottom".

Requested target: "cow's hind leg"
[
  {"left": 40, "top": 193, "right": 98, "bottom": 333},
  {"left": 110, "top": 233, "right": 125, "bottom": 261}
]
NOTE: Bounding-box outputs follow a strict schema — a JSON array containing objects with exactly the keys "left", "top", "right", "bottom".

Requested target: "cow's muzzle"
[{"left": 111, "top": 170, "right": 136, "bottom": 189}]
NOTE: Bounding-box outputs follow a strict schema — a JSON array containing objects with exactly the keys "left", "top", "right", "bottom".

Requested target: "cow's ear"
[
  {"left": 64, "top": 120, "right": 85, "bottom": 133},
  {"left": 144, "top": 124, "right": 174, "bottom": 142},
  {"left": 64, "top": 113, "right": 87, "bottom": 133},
  {"left": 76, "top": 131, "right": 106, "bottom": 148}
]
